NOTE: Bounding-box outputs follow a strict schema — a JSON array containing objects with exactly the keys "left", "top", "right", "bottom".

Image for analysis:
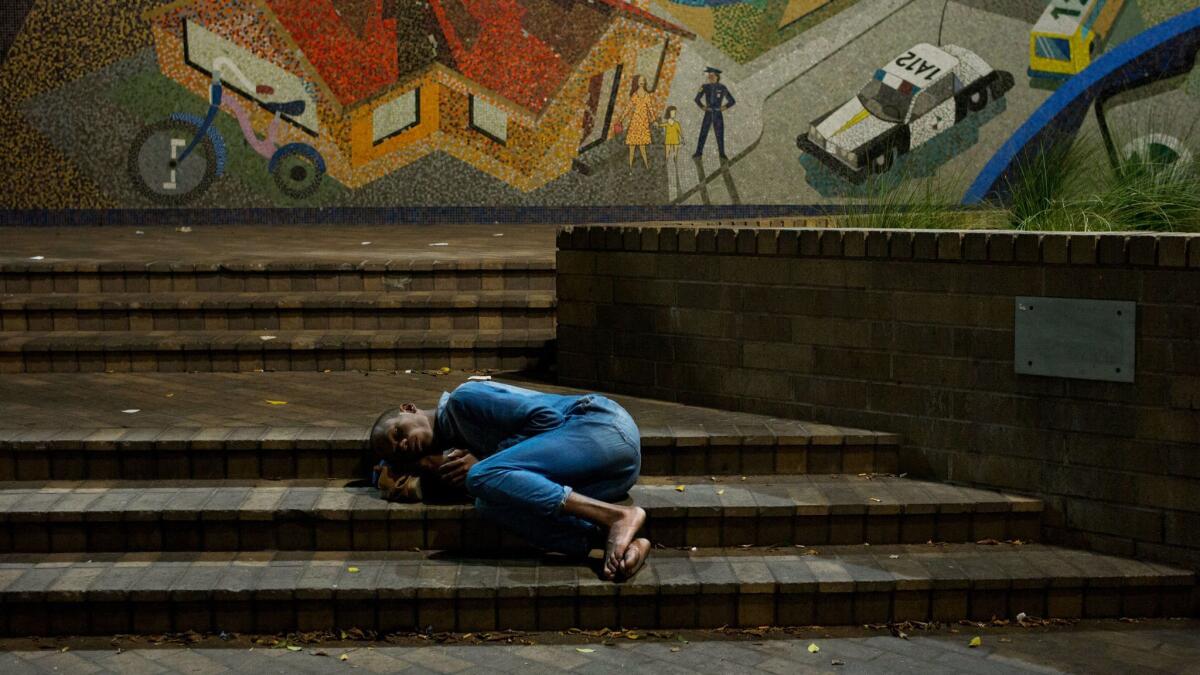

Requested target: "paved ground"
[
  {"left": 0, "top": 371, "right": 879, "bottom": 442},
  {"left": 0, "top": 225, "right": 556, "bottom": 266},
  {"left": 0, "top": 620, "right": 1197, "bottom": 673}
]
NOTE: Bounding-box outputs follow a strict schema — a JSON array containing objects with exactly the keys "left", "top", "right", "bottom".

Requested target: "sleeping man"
[{"left": 370, "top": 380, "right": 648, "bottom": 581}]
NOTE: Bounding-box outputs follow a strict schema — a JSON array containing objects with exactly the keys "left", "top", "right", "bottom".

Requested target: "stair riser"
[
  {"left": 0, "top": 271, "right": 556, "bottom": 295},
  {"left": 0, "top": 512, "right": 1043, "bottom": 554},
  {"left": 1, "top": 309, "right": 555, "bottom": 333},
  {"left": 0, "top": 347, "right": 551, "bottom": 374},
  {"left": 0, "top": 445, "right": 895, "bottom": 480},
  {"left": 3, "top": 584, "right": 1189, "bottom": 636}
]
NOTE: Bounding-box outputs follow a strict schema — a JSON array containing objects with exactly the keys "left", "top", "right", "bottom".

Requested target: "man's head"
[
  {"left": 707, "top": 71, "right": 719, "bottom": 84},
  {"left": 370, "top": 404, "right": 436, "bottom": 462}
]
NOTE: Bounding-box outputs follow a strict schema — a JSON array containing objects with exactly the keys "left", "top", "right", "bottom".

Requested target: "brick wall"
[{"left": 555, "top": 224, "right": 1200, "bottom": 570}]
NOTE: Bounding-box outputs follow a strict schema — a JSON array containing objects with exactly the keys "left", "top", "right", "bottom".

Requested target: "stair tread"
[
  {"left": 0, "top": 544, "right": 1190, "bottom": 599},
  {"left": 1, "top": 290, "right": 558, "bottom": 309},
  {"left": 0, "top": 476, "right": 1042, "bottom": 520},
  {"left": 0, "top": 329, "right": 557, "bottom": 349}
]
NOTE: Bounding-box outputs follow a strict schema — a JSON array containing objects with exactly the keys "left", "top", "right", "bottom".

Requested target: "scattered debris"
[
  {"left": 347, "top": 567, "right": 360, "bottom": 573},
  {"left": 260, "top": 335, "right": 277, "bottom": 341},
  {"left": 968, "top": 636, "right": 982, "bottom": 648},
  {"left": 122, "top": 409, "right": 140, "bottom": 414},
  {"left": 717, "top": 489, "right": 726, "bottom": 496},
  {"left": 675, "top": 485, "right": 686, "bottom": 492},
  {"left": 266, "top": 400, "right": 287, "bottom": 406},
  {"left": 176, "top": 226, "right": 192, "bottom": 233},
  {"left": 888, "top": 554, "right": 900, "bottom": 559},
  {"left": 576, "top": 648, "right": 595, "bottom": 653},
  {"left": 429, "top": 242, "right": 449, "bottom": 247},
  {"left": 869, "top": 497, "right": 882, "bottom": 502},
  {"left": 29, "top": 255, "right": 45, "bottom": 260},
  {"left": 493, "top": 233, "right": 504, "bottom": 237},
  {"left": 340, "top": 654, "right": 349, "bottom": 661},
  {"left": 831, "top": 659, "right": 845, "bottom": 666},
  {"left": 808, "top": 643, "right": 820, "bottom": 653},
  {"left": 361, "top": 241, "right": 372, "bottom": 245},
  {"left": 165, "top": 393, "right": 174, "bottom": 398},
  {"left": 468, "top": 375, "right": 492, "bottom": 381}
]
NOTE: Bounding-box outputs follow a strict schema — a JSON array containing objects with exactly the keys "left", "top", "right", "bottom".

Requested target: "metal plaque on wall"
[{"left": 1014, "top": 297, "right": 1136, "bottom": 383}]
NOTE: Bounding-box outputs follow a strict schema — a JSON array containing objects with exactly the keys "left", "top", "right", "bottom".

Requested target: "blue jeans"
[{"left": 465, "top": 394, "right": 641, "bottom": 558}]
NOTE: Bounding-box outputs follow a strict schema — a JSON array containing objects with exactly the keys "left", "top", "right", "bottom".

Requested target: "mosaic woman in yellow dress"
[{"left": 621, "top": 75, "right": 655, "bottom": 168}]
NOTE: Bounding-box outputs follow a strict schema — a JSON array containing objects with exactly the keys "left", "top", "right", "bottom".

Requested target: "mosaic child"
[
  {"left": 621, "top": 74, "right": 657, "bottom": 168},
  {"left": 657, "top": 106, "right": 683, "bottom": 162},
  {"left": 693, "top": 66, "right": 736, "bottom": 160},
  {"left": 370, "top": 380, "right": 648, "bottom": 581}
]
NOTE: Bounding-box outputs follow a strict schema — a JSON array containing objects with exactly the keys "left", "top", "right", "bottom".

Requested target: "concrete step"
[
  {"left": 0, "top": 259, "right": 556, "bottom": 295},
  {"left": 0, "top": 544, "right": 1191, "bottom": 636},
  {"left": 0, "top": 424, "right": 897, "bottom": 481},
  {"left": 0, "top": 330, "right": 556, "bottom": 374},
  {"left": 0, "top": 291, "right": 557, "bottom": 332},
  {"left": 0, "top": 477, "right": 1041, "bottom": 553}
]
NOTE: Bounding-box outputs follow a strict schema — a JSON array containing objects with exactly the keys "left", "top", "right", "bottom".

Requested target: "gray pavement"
[{"left": 2, "top": 620, "right": 1198, "bottom": 673}]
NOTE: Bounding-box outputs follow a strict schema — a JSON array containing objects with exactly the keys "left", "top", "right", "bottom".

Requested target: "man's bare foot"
[
  {"left": 618, "top": 537, "right": 651, "bottom": 580},
  {"left": 603, "top": 506, "right": 646, "bottom": 580}
]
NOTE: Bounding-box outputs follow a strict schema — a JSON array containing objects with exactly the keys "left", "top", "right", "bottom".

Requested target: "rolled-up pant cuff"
[{"left": 554, "top": 485, "right": 573, "bottom": 516}]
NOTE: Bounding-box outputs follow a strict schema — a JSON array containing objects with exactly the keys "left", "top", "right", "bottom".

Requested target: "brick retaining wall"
[{"left": 555, "top": 225, "right": 1200, "bottom": 570}]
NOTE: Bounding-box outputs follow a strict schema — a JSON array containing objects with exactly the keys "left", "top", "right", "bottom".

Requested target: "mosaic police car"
[{"left": 798, "top": 43, "right": 1014, "bottom": 182}]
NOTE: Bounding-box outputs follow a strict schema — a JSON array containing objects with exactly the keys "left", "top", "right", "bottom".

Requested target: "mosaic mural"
[{"left": 0, "top": 0, "right": 1196, "bottom": 212}]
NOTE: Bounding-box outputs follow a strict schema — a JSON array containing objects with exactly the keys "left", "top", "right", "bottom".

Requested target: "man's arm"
[
  {"left": 444, "top": 381, "right": 563, "bottom": 440},
  {"left": 722, "top": 85, "right": 736, "bottom": 110},
  {"left": 694, "top": 87, "right": 706, "bottom": 110}
]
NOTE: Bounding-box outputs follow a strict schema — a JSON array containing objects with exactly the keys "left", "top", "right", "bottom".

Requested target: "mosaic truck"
[{"left": 0, "top": 0, "right": 1197, "bottom": 211}]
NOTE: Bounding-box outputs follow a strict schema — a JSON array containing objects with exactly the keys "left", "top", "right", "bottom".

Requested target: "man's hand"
[{"left": 439, "top": 449, "right": 479, "bottom": 488}]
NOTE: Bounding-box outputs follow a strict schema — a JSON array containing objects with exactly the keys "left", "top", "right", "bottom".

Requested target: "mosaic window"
[
  {"left": 372, "top": 88, "right": 420, "bottom": 145},
  {"left": 469, "top": 95, "right": 508, "bottom": 144}
]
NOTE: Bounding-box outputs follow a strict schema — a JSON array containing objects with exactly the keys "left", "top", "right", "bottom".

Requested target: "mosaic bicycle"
[{"left": 128, "top": 59, "right": 326, "bottom": 205}]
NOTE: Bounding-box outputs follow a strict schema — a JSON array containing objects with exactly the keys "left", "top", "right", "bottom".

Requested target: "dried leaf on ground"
[
  {"left": 576, "top": 648, "right": 595, "bottom": 653},
  {"left": 969, "top": 636, "right": 982, "bottom": 648},
  {"left": 808, "top": 643, "right": 820, "bottom": 653},
  {"left": 266, "top": 400, "right": 287, "bottom": 406}
]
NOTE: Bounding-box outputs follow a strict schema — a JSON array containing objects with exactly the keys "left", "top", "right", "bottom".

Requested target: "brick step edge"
[
  {"left": 0, "top": 290, "right": 558, "bottom": 312},
  {"left": 0, "top": 545, "right": 1192, "bottom": 635},
  {"left": 0, "top": 331, "right": 556, "bottom": 374},
  {"left": 1, "top": 259, "right": 557, "bottom": 275},
  {"left": 0, "top": 428, "right": 899, "bottom": 480},
  {"left": 2, "top": 266, "right": 556, "bottom": 295},
  {"left": 0, "top": 481, "right": 1043, "bottom": 552}
]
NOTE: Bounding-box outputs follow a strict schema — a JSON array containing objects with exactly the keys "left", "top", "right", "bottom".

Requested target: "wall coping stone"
[{"left": 557, "top": 225, "right": 1200, "bottom": 270}]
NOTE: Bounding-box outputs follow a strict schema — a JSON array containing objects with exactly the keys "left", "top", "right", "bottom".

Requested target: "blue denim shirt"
[{"left": 435, "top": 381, "right": 587, "bottom": 459}]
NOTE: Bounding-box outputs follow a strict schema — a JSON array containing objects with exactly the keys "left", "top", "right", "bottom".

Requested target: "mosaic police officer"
[{"left": 693, "top": 66, "right": 736, "bottom": 160}]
